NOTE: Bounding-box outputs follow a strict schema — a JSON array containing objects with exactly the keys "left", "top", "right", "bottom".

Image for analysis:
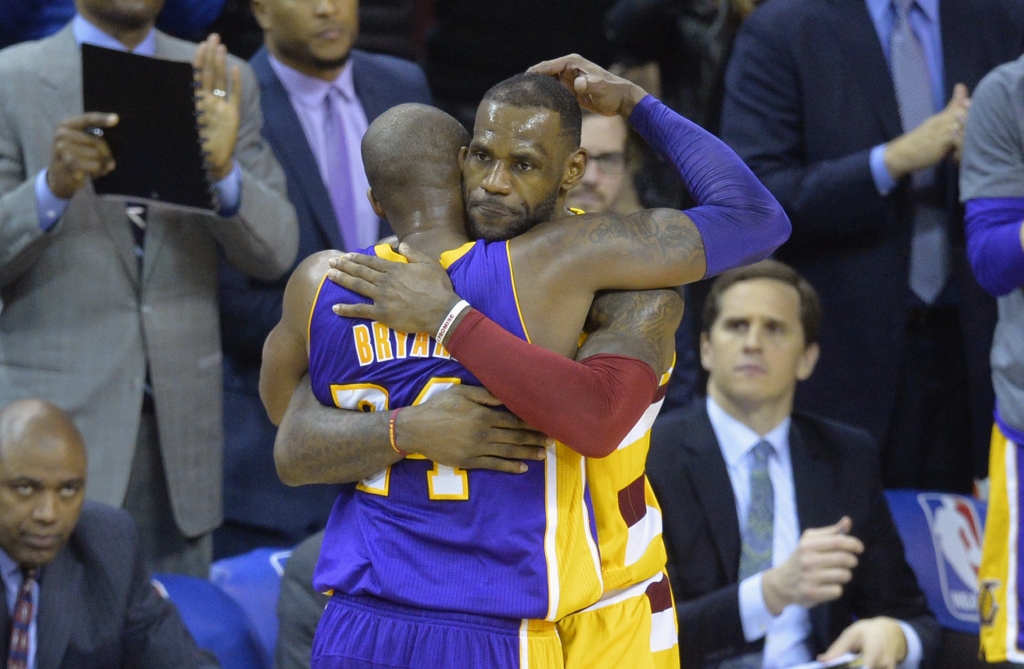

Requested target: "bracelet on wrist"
[
  {"left": 389, "top": 408, "right": 406, "bottom": 457},
  {"left": 435, "top": 299, "right": 471, "bottom": 346}
]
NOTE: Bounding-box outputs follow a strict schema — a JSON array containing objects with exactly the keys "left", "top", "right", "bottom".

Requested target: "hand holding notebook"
[{"left": 81, "top": 33, "right": 241, "bottom": 211}]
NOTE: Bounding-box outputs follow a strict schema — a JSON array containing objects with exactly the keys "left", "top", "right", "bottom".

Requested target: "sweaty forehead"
[{"left": 473, "top": 103, "right": 568, "bottom": 156}]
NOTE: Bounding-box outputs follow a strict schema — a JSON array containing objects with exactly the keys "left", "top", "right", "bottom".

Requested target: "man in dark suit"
[
  {"left": 215, "top": 0, "right": 431, "bottom": 556},
  {"left": 0, "top": 399, "right": 216, "bottom": 668},
  {"left": 719, "top": 0, "right": 1024, "bottom": 493},
  {"left": 649, "top": 261, "right": 939, "bottom": 669}
]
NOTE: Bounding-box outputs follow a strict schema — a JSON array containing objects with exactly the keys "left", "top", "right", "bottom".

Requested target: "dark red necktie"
[{"left": 7, "top": 568, "right": 36, "bottom": 669}]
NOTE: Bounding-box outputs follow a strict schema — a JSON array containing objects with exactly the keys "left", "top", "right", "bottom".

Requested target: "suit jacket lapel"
[
  {"left": 789, "top": 420, "right": 836, "bottom": 651},
  {"left": 832, "top": 0, "right": 903, "bottom": 140},
  {"left": 0, "top": 572, "right": 8, "bottom": 659},
  {"left": 938, "top": 0, "right": 977, "bottom": 101},
  {"left": 686, "top": 407, "right": 743, "bottom": 579},
  {"left": 251, "top": 49, "right": 345, "bottom": 251},
  {"left": 36, "top": 549, "right": 82, "bottom": 669},
  {"left": 352, "top": 51, "right": 391, "bottom": 124}
]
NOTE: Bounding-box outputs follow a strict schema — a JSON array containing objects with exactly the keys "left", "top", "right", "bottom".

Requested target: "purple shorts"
[{"left": 311, "top": 592, "right": 561, "bottom": 669}]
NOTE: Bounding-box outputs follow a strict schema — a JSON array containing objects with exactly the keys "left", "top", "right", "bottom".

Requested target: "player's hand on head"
[
  {"left": 527, "top": 54, "right": 648, "bottom": 118},
  {"left": 329, "top": 243, "right": 462, "bottom": 334},
  {"left": 193, "top": 33, "right": 241, "bottom": 181},
  {"left": 399, "top": 386, "right": 550, "bottom": 474},
  {"left": 819, "top": 617, "right": 908, "bottom": 669},
  {"left": 47, "top": 112, "right": 119, "bottom": 199}
]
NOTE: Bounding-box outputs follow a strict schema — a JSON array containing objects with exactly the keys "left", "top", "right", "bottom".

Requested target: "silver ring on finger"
[{"left": 212, "top": 88, "right": 227, "bottom": 98}]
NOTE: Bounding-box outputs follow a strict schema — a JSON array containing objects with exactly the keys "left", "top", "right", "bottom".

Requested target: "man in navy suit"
[
  {"left": 215, "top": 0, "right": 431, "bottom": 557},
  {"left": 0, "top": 399, "right": 216, "bottom": 668},
  {"left": 719, "top": 0, "right": 1024, "bottom": 494},
  {"left": 649, "top": 261, "right": 938, "bottom": 669}
]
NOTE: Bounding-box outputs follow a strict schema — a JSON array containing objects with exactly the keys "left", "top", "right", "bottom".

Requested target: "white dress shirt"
[{"left": 706, "top": 396, "right": 922, "bottom": 669}]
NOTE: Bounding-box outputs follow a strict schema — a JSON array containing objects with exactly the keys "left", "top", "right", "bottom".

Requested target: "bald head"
[
  {"left": 361, "top": 103, "right": 470, "bottom": 229},
  {"left": 0, "top": 400, "right": 86, "bottom": 568},
  {"left": 0, "top": 399, "right": 85, "bottom": 462}
]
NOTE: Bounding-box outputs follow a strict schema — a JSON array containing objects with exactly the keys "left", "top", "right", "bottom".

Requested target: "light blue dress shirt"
[
  {"left": 268, "top": 54, "right": 380, "bottom": 250},
  {"left": 706, "top": 396, "right": 922, "bottom": 668},
  {"left": 35, "top": 14, "right": 242, "bottom": 231},
  {"left": 0, "top": 547, "right": 37, "bottom": 669},
  {"left": 865, "top": 0, "right": 946, "bottom": 196}
]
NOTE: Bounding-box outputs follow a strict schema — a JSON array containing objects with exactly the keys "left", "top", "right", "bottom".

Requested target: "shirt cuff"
[
  {"left": 870, "top": 144, "right": 899, "bottom": 196},
  {"left": 35, "top": 169, "right": 70, "bottom": 231},
  {"left": 738, "top": 572, "right": 774, "bottom": 642},
  {"left": 213, "top": 160, "right": 242, "bottom": 217},
  {"left": 896, "top": 620, "right": 923, "bottom": 669}
]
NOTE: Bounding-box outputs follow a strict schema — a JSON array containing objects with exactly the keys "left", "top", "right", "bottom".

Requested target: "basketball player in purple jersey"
[{"left": 263, "top": 58, "right": 790, "bottom": 668}]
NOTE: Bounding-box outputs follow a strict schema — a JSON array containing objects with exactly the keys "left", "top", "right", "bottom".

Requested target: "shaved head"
[
  {"left": 362, "top": 103, "right": 471, "bottom": 226},
  {"left": 0, "top": 400, "right": 85, "bottom": 460},
  {"left": 0, "top": 400, "right": 86, "bottom": 567}
]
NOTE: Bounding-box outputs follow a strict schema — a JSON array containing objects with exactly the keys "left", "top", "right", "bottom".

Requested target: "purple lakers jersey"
[{"left": 309, "top": 241, "right": 603, "bottom": 622}]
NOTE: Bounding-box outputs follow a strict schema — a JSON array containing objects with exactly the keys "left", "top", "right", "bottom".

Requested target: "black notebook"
[{"left": 82, "top": 43, "right": 216, "bottom": 211}]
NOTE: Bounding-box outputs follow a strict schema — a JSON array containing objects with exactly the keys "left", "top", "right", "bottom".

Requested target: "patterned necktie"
[
  {"left": 719, "top": 441, "right": 775, "bottom": 669},
  {"left": 323, "top": 89, "right": 359, "bottom": 252},
  {"left": 7, "top": 568, "right": 36, "bottom": 669},
  {"left": 126, "top": 203, "right": 147, "bottom": 277},
  {"left": 890, "top": 0, "right": 949, "bottom": 303}
]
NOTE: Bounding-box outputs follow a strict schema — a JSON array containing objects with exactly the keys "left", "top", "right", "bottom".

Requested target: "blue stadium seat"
[
  {"left": 885, "top": 490, "right": 989, "bottom": 669},
  {"left": 152, "top": 572, "right": 266, "bottom": 669},
  {"left": 885, "top": 489, "right": 987, "bottom": 634},
  {"left": 210, "top": 547, "right": 294, "bottom": 668}
]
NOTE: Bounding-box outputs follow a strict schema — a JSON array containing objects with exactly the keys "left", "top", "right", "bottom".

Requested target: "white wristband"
[{"left": 436, "top": 299, "right": 471, "bottom": 346}]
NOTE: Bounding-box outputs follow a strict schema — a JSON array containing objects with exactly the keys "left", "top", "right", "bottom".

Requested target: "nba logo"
[{"left": 918, "top": 493, "right": 984, "bottom": 622}]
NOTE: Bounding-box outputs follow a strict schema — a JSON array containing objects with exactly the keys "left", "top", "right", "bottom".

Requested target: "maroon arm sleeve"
[{"left": 444, "top": 309, "right": 659, "bottom": 458}]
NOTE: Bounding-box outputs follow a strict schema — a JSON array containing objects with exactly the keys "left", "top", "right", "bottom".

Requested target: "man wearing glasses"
[{"left": 566, "top": 110, "right": 633, "bottom": 214}]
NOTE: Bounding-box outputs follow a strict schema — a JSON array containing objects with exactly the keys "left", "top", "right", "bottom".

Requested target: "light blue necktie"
[
  {"left": 323, "top": 89, "right": 359, "bottom": 251},
  {"left": 890, "top": 0, "right": 949, "bottom": 304},
  {"left": 718, "top": 441, "right": 775, "bottom": 669}
]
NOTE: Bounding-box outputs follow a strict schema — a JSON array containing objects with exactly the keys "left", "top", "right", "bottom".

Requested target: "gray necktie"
[
  {"left": 718, "top": 441, "right": 775, "bottom": 669},
  {"left": 890, "top": 0, "right": 949, "bottom": 303}
]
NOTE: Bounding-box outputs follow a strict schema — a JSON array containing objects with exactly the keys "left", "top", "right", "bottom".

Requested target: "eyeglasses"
[{"left": 587, "top": 152, "right": 627, "bottom": 175}]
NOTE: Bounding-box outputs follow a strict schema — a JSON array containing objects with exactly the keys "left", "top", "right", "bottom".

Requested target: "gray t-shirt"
[{"left": 960, "top": 54, "right": 1024, "bottom": 435}]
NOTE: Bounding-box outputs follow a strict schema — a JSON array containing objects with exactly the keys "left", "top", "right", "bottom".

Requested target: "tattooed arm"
[
  {"left": 515, "top": 54, "right": 789, "bottom": 295},
  {"left": 273, "top": 375, "right": 548, "bottom": 484},
  {"left": 579, "top": 288, "right": 683, "bottom": 375},
  {"left": 263, "top": 252, "right": 549, "bottom": 486}
]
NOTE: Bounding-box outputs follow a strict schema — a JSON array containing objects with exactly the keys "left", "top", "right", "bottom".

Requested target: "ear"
[
  {"left": 561, "top": 148, "right": 588, "bottom": 194},
  {"left": 458, "top": 146, "right": 468, "bottom": 170},
  {"left": 699, "top": 331, "right": 713, "bottom": 373},
  {"left": 367, "top": 188, "right": 386, "bottom": 218},
  {"left": 251, "top": 0, "right": 271, "bottom": 30},
  {"left": 795, "top": 342, "right": 820, "bottom": 381}
]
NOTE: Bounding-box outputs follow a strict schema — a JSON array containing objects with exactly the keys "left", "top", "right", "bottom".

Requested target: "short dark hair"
[
  {"left": 701, "top": 259, "right": 822, "bottom": 345},
  {"left": 480, "top": 73, "right": 582, "bottom": 149}
]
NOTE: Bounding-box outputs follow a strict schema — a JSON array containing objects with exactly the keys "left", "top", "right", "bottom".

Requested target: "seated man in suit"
[
  {"left": 648, "top": 260, "right": 939, "bottom": 669},
  {"left": 0, "top": 399, "right": 217, "bottom": 668}
]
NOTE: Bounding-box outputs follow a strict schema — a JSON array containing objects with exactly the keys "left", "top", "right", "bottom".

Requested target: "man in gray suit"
[
  {"left": 0, "top": 399, "right": 218, "bottom": 668},
  {"left": 0, "top": 0, "right": 299, "bottom": 576}
]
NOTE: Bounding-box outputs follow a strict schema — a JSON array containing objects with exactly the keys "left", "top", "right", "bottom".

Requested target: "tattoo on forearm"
[
  {"left": 580, "top": 289, "right": 684, "bottom": 372},
  {"left": 585, "top": 209, "right": 704, "bottom": 264}
]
